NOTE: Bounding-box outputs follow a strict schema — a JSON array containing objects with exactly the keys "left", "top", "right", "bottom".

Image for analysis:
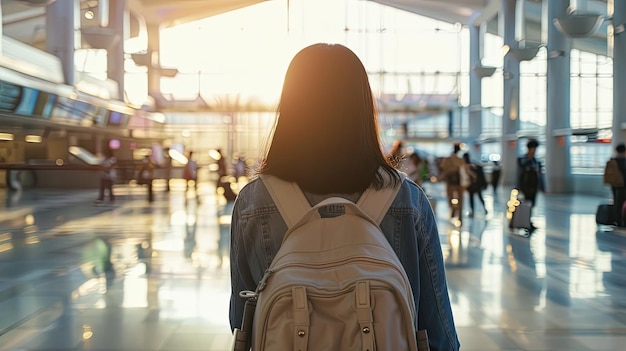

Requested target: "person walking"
[
  {"left": 439, "top": 143, "right": 466, "bottom": 223},
  {"left": 95, "top": 148, "right": 116, "bottom": 204},
  {"left": 605, "top": 143, "right": 626, "bottom": 226},
  {"left": 463, "top": 152, "right": 488, "bottom": 217},
  {"left": 163, "top": 147, "right": 172, "bottom": 192},
  {"left": 137, "top": 155, "right": 155, "bottom": 202},
  {"left": 490, "top": 160, "right": 501, "bottom": 195},
  {"left": 183, "top": 151, "right": 198, "bottom": 192},
  {"left": 406, "top": 152, "right": 429, "bottom": 187},
  {"left": 214, "top": 148, "right": 236, "bottom": 202},
  {"left": 516, "top": 139, "right": 544, "bottom": 230},
  {"left": 228, "top": 43, "right": 459, "bottom": 351},
  {"left": 517, "top": 139, "right": 544, "bottom": 208}
]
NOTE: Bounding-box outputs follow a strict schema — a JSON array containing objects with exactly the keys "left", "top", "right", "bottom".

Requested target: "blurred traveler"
[
  {"left": 216, "top": 148, "right": 227, "bottom": 179},
  {"left": 229, "top": 43, "right": 459, "bottom": 351},
  {"left": 184, "top": 207, "right": 198, "bottom": 259},
  {"left": 233, "top": 155, "right": 246, "bottom": 179},
  {"left": 215, "top": 148, "right": 236, "bottom": 202},
  {"left": 215, "top": 149, "right": 237, "bottom": 202},
  {"left": 95, "top": 149, "right": 116, "bottom": 204},
  {"left": 463, "top": 153, "right": 488, "bottom": 217},
  {"left": 517, "top": 139, "right": 544, "bottom": 208},
  {"left": 604, "top": 143, "right": 626, "bottom": 226},
  {"left": 183, "top": 151, "right": 198, "bottom": 192},
  {"left": 137, "top": 155, "right": 155, "bottom": 202},
  {"left": 491, "top": 160, "right": 502, "bottom": 195},
  {"left": 163, "top": 147, "right": 172, "bottom": 192},
  {"left": 439, "top": 143, "right": 465, "bottom": 223},
  {"left": 406, "top": 152, "right": 426, "bottom": 186}
]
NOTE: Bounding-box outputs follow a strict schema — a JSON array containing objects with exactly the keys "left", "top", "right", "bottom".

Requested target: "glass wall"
[
  {"left": 519, "top": 48, "right": 547, "bottom": 136},
  {"left": 570, "top": 50, "right": 613, "bottom": 130},
  {"left": 122, "top": 0, "right": 614, "bottom": 176},
  {"left": 570, "top": 49, "right": 613, "bottom": 174},
  {"left": 156, "top": 0, "right": 470, "bottom": 159},
  {"left": 481, "top": 33, "right": 504, "bottom": 137}
]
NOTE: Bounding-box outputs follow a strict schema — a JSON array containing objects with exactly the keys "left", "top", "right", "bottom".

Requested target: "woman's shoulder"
[
  {"left": 237, "top": 176, "right": 264, "bottom": 197},
  {"left": 235, "top": 176, "right": 277, "bottom": 208},
  {"left": 395, "top": 177, "right": 427, "bottom": 202}
]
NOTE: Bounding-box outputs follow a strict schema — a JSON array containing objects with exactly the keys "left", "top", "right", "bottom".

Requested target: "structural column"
[
  {"left": 545, "top": 0, "right": 572, "bottom": 193},
  {"left": 146, "top": 23, "right": 162, "bottom": 102},
  {"left": 613, "top": 0, "right": 626, "bottom": 145},
  {"left": 0, "top": 5, "right": 3, "bottom": 54},
  {"left": 46, "top": 0, "right": 79, "bottom": 85},
  {"left": 501, "top": 0, "right": 521, "bottom": 186},
  {"left": 107, "top": 0, "right": 126, "bottom": 100},
  {"left": 468, "top": 24, "right": 483, "bottom": 162}
]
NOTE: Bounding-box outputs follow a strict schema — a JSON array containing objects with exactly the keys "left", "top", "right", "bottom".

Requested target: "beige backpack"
[{"left": 233, "top": 174, "right": 429, "bottom": 351}]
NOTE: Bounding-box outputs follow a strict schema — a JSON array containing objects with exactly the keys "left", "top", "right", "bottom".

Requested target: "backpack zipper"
[{"left": 257, "top": 256, "right": 412, "bottom": 295}]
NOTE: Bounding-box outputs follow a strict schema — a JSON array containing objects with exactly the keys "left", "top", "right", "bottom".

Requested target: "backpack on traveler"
[
  {"left": 603, "top": 158, "right": 624, "bottom": 187},
  {"left": 468, "top": 164, "right": 487, "bottom": 192},
  {"left": 232, "top": 173, "right": 430, "bottom": 351},
  {"left": 518, "top": 157, "right": 541, "bottom": 193},
  {"left": 439, "top": 155, "right": 463, "bottom": 185}
]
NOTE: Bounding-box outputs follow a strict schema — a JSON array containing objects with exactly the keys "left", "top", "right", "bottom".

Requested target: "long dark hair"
[{"left": 258, "top": 43, "right": 399, "bottom": 194}]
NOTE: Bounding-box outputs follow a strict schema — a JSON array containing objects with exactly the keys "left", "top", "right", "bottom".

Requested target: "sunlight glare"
[{"left": 160, "top": 1, "right": 293, "bottom": 106}]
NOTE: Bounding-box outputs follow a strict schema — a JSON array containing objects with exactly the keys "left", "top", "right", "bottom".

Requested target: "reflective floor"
[{"left": 0, "top": 179, "right": 624, "bottom": 351}]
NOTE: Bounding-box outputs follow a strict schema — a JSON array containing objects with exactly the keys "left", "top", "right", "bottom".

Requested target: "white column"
[
  {"left": 501, "top": 0, "right": 521, "bottom": 186},
  {"left": 46, "top": 0, "right": 80, "bottom": 85},
  {"left": 107, "top": 0, "right": 126, "bottom": 100},
  {"left": 468, "top": 24, "right": 483, "bottom": 162},
  {"left": 545, "top": 0, "right": 572, "bottom": 193},
  {"left": 612, "top": 0, "right": 626, "bottom": 146}
]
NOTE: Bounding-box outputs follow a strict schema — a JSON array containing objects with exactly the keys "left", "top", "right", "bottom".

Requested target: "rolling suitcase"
[
  {"left": 596, "top": 204, "right": 615, "bottom": 225},
  {"left": 510, "top": 201, "right": 532, "bottom": 230}
]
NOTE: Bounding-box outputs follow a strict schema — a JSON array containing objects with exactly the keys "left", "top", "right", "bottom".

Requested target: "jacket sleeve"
[
  {"left": 229, "top": 196, "right": 256, "bottom": 331},
  {"left": 414, "top": 193, "right": 460, "bottom": 351}
]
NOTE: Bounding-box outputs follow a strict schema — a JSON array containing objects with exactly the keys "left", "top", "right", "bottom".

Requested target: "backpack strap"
[
  {"left": 261, "top": 175, "right": 311, "bottom": 228},
  {"left": 357, "top": 171, "right": 406, "bottom": 223},
  {"left": 262, "top": 170, "right": 405, "bottom": 226}
]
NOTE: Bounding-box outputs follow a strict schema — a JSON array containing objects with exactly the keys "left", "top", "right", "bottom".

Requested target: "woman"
[{"left": 229, "top": 43, "right": 459, "bottom": 351}]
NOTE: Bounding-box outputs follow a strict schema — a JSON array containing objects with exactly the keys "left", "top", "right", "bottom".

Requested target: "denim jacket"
[{"left": 229, "top": 177, "right": 460, "bottom": 351}]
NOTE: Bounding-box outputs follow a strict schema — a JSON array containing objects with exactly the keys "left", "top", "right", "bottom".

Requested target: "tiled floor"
[{"left": 0, "top": 179, "right": 624, "bottom": 351}]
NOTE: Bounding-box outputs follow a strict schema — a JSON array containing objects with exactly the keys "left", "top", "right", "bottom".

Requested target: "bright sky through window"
[
  {"left": 157, "top": 0, "right": 466, "bottom": 108},
  {"left": 116, "top": 0, "right": 612, "bottom": 130},
  {"left": 159, "top": 1, "right": 292, "bottom": 106}
]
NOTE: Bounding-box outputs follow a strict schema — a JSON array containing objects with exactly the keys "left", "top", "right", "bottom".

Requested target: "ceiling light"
[
  {"left": 553, "top": 14, "right": 604, "bottom": 38},
  {"left": 25, "top": 135, "right": 43, "bottom": 143},
  {"left": 0, "top": 133, "right": 14, "bottom": 141}
]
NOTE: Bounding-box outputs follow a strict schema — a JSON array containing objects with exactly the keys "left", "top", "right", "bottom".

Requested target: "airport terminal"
[{"left": 0, "top": 0, "right": 625, "bottom": 350}]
